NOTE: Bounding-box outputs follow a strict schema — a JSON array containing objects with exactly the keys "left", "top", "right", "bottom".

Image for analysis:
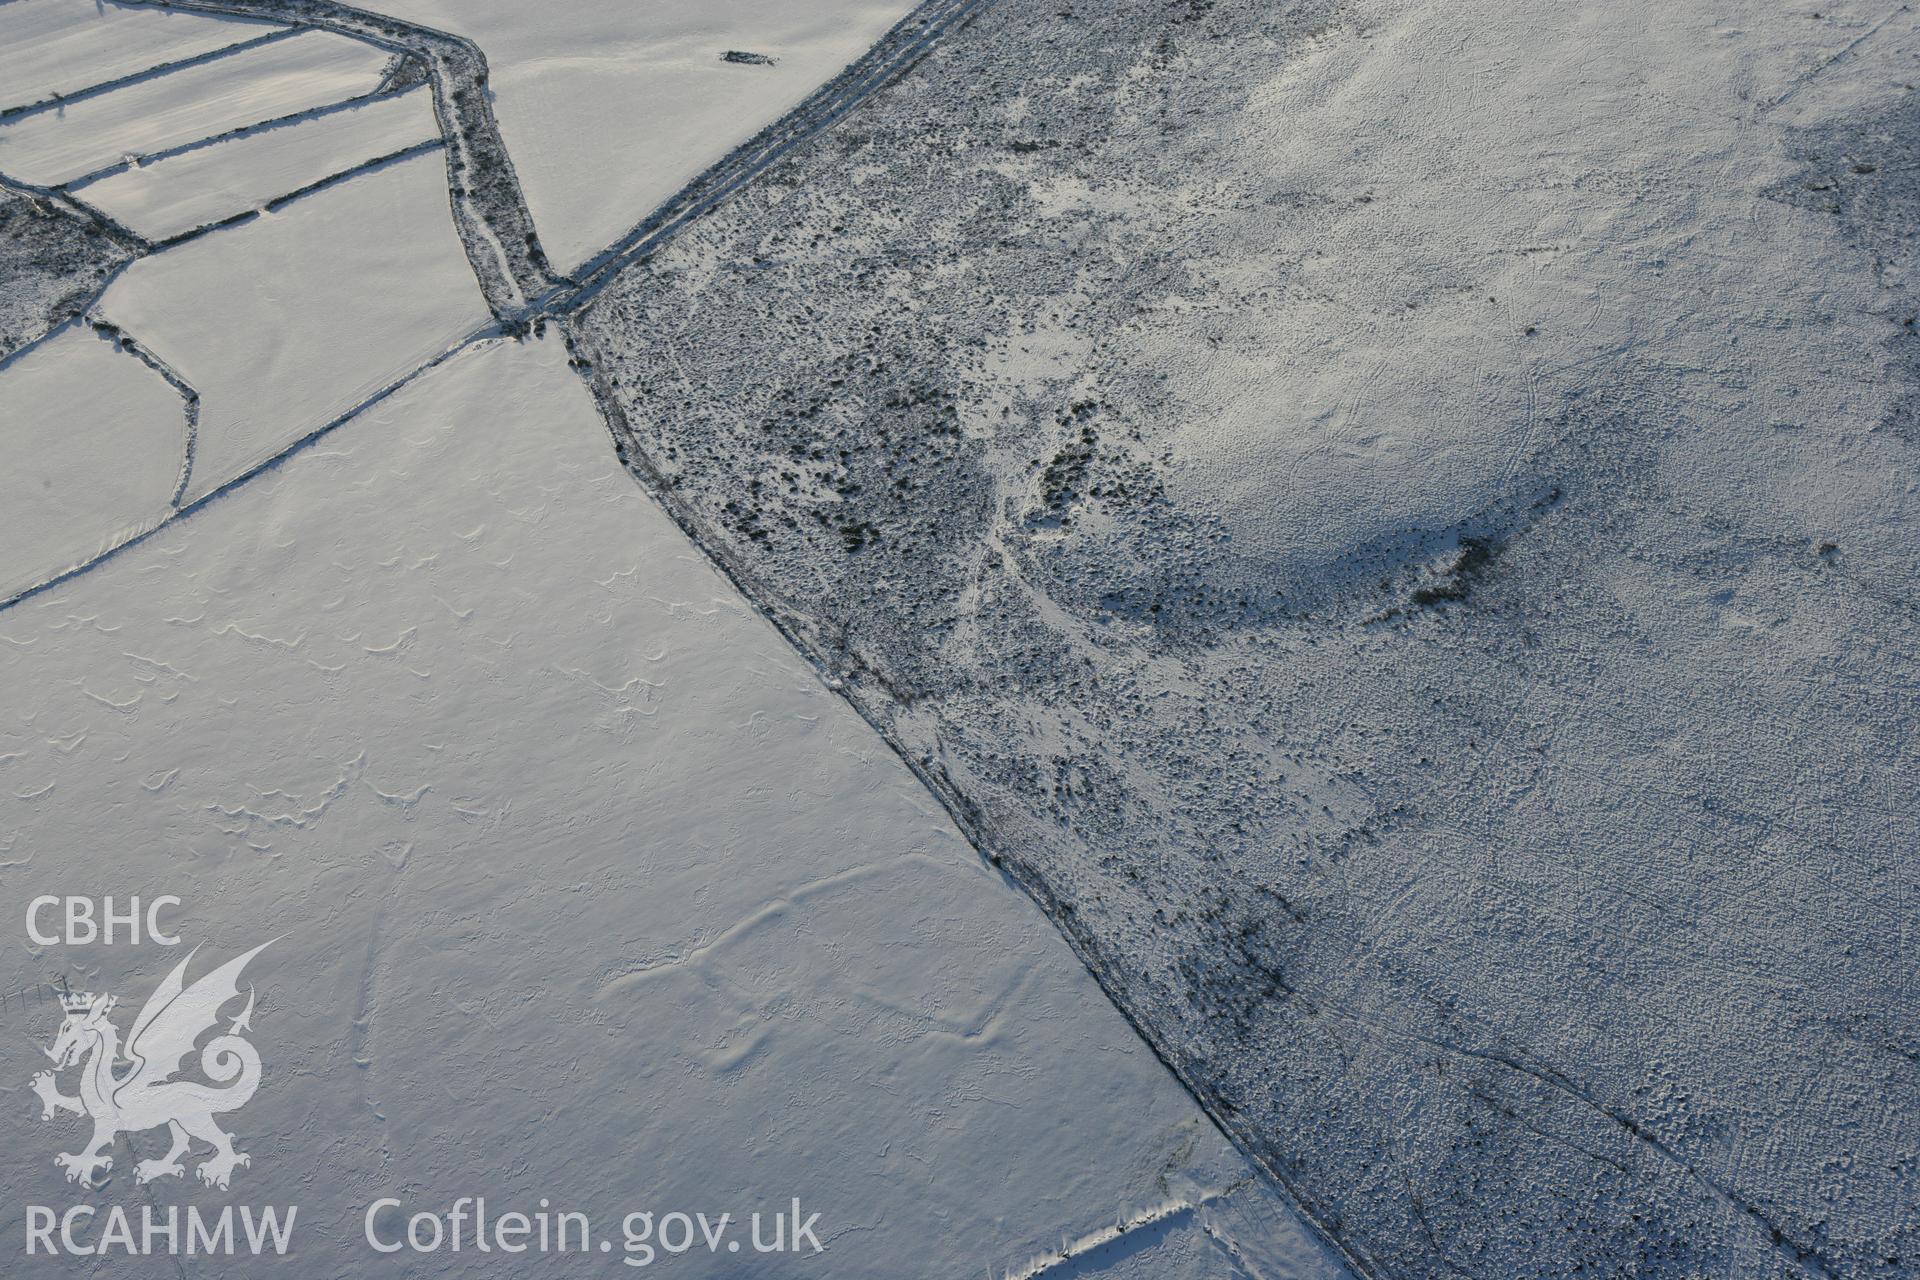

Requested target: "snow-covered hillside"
[
  {"left": 2, "top": 0, "right": 1913, "bottom": 1277},
  {"left": 573, "top": 0, "right": 1920, "bottom": 1276}
]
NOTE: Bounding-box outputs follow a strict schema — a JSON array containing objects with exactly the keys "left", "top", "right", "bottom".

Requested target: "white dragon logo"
[{"left": 31, "top": 943, "right": 270, "bottom": 1190}]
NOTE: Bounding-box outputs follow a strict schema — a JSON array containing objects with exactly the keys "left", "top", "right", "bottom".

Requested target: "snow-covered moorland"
[
  {"left": 1, "top": 0, "right": 1914, "bottom": 1277},
  {"left": 573, "top": 0, "right": 1920, "bottom": 1276}
]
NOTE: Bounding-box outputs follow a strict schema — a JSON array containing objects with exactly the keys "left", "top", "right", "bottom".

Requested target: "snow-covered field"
[
  {"left": 73, "top": 87, "right": 439, "bottom": 243},
  {"left": 0, "top": 30, "right": 391, "bottom": 187},
  {"left": 0, "top": 0, "right": 281, "bottom": 114},
  {"left": 1, "top": 0, "right": 1911, "bottom": 1277},
  {"left": 97, "top": 147, "right": 487, "bottom": 500},
  {"left": 0, "top": 327, "right": 185, "bottom": 600}
]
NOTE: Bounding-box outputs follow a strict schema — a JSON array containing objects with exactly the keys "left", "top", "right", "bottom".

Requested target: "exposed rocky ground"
[
  {"left": 0, "top": 188, "right": 131, "bottom": 359},
  {"left": 1772, "top": 85, "right": 1920, "bottom": 449},
  {"left": 571, "top": 1, "right": 1920, "bottom": 1276}
]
